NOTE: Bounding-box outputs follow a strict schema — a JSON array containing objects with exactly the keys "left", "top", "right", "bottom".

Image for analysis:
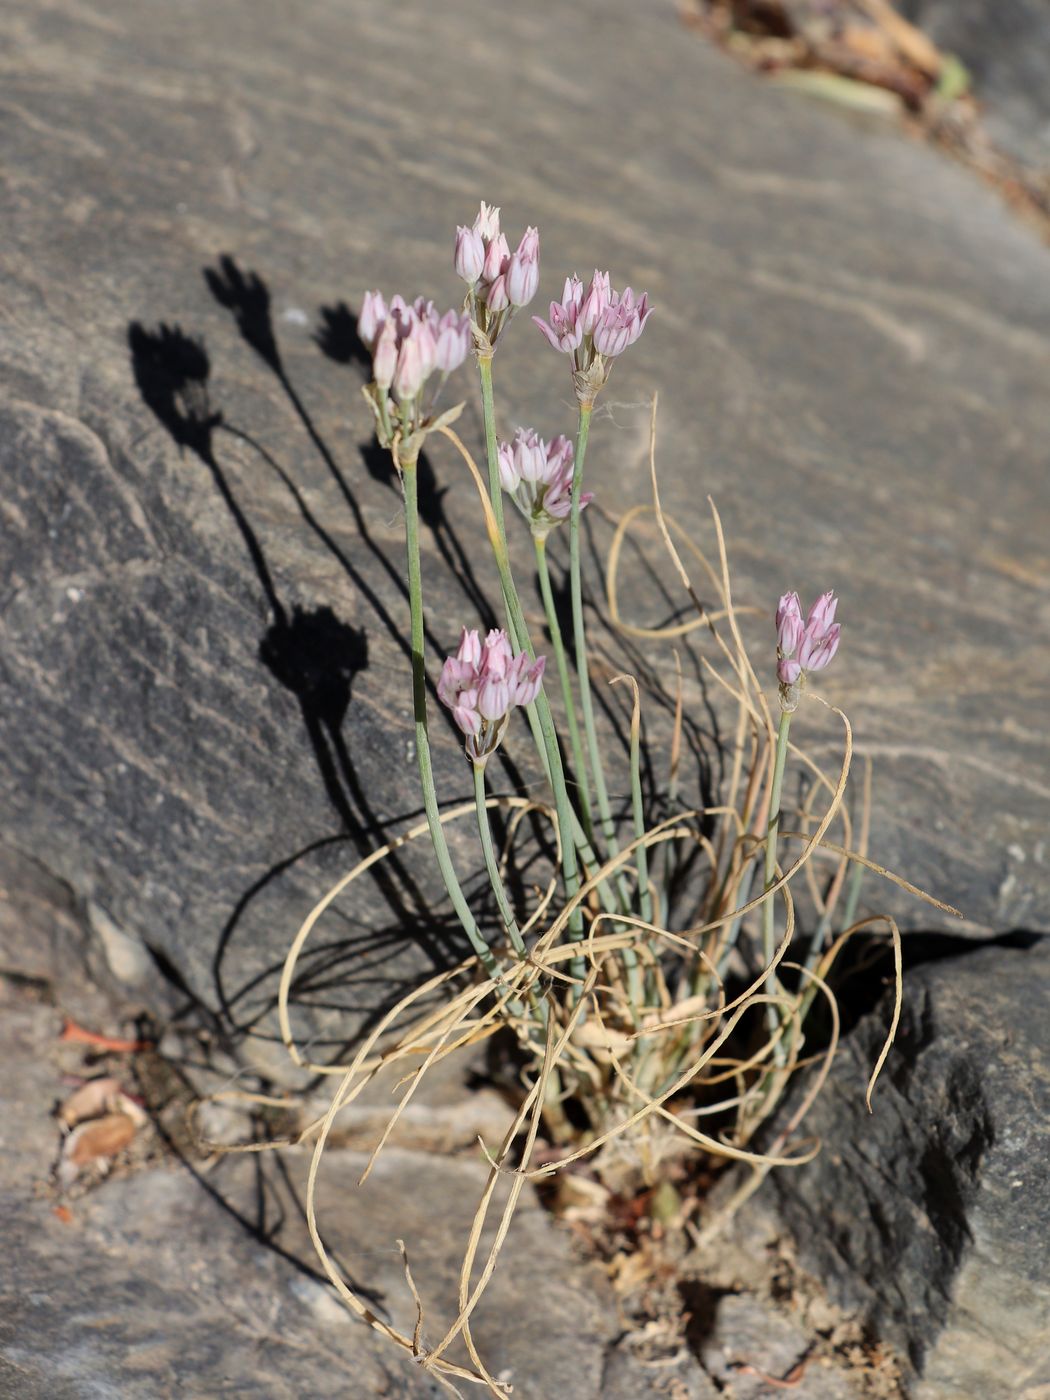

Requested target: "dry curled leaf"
[
  {"left": 58, "top": 1077, "right": 147, "bottom": 1129},
  {"left": 58, "top": 1112, "right": 138, "bottom": 1187},
  {"left": 57, "top": 1077, "right": 123, "bottom": 1128}
]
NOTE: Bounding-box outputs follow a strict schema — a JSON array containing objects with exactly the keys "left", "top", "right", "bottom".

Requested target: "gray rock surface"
[
  {"left": 747, "top": 939, "right": 1050, "bottom": 1398},
  {"left": 0, "top": 975, "right": 874, "bottom": 1399},
  {"left": 2, "top": 0, "right": 1050, "bottom": 1393},
  {"left": 2, "top": 0, "right": 1049, "bottom": 1069},
  {"left": 903, "top": 0, "right": 1050, "bottom": 165},
  {"left": 0, "top": 976, "right": 618, "bottom": 1399}
]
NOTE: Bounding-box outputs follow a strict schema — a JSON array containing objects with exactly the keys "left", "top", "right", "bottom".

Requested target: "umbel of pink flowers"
[
  {"left": 498, "top": 428, "right": 592, "bottom": 540},
  {"left": 534, "top": 269, "right": 652, "bottom": 404},
  {"left": 775, "top": 590, "right": 841, "bottom": 710},
  {"left": 455, "top": 202, "right": 540, "bottom": 350},
  {"left": 438, "top": 628, "right": 546, "bottom": 766},
  {"left": 359, "top": 293, "right": 470, "bottom": 405}
]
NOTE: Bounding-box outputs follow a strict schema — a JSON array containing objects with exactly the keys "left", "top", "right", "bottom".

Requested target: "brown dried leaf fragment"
[{"left": 58, "top": 1112, "right": 138, "bottom": 1187}]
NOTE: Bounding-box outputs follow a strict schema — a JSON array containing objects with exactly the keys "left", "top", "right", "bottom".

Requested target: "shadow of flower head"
[
  {"left": 259, "top": 605, "right": 369, "bottom": 731},
  {"left": 204, "top": 254, "right": 282, "bottom": 374},
  {"left": 314, "top": 301, "right": 372, "bottom": 370},
  {"left": 128, "top": 321, "right": 222, "bottom": 459}
]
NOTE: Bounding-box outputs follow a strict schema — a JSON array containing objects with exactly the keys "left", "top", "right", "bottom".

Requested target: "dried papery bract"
[{"left": 198, "top": 216, "right": 961, "bottom": 1397}]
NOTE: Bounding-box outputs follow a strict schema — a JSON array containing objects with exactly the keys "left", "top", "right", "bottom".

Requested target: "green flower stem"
[
  {"left": 762, "top": 708, "right": 792, "bottom": 1060},
  {"left": 476, "top": 355, "right": 584, "bottom": 973},
  {"left": 714, "top": 855, "right": 758, "bottom": 978},
  {"left": 534, "top": 535, "right": 595, "bottom": 847},
  {"left": 569, "top": 405, "right": 621, "bottom": 865},
  {"left": 515, "top": 696, "right": 618, "bottom": 918},
  {"left": 627, "top": 702, "right": 653, "bottom": 930},
  {"left": 473, "top": 761, "right": 528, "bottom": 961},
  {"left": 401, "top": 455, "right": 510, "bottom": 995}
]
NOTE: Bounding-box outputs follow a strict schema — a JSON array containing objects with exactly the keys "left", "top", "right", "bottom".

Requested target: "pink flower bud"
[
  {"left": 506, "top": 226, "right": 540, "bottom": 306},
  {"left": 562, "top": 275, "right": 584, "bottom": 311},
  {"left": 454, "top": 225, "right": 485, "bottom": 284},
  {"left": 456, "top": 627, "right": 481, "bottom": 668},
  {"left": 414, "top": 318, "right": 437, "bottom": 379},
  {"left": 776, "top": 592, "right": 803, "bottom": 631},
  {"left": 510, "top": 653, "right": 546, "bottom": 708},
  {"left": 546, "top": 434, "right": 574, "bottom": 477},
  {"left": 799, "top": 623, "right": 841, "bottom": 672},
  {"left": 532, "top": 298, "right": 582, "bottom": 353},
  {"left": 434, "top": 310, "right": 470, "bottom": 373},
  {"left": 542, "top": 461, "right": 591, "bottom": 521},
  {"left": 593, "top": 309, "right": 631, "bottom": 358},
  {"left": 624, "top": 289, "right": 653, "bottom": 346},
  {"left": 777, "top": 590, "right": 841, "bottom": 693},
  {"left": 473, "top": 202, "right": 501, "bottom": 242},
  {"left": 776, "top": 592, "right": 804, "bottom": 656},
  {"left": 593, "top": 287, "right": 653, "bottom": 356},
  {"left": 477, "top": 676, "right": 510, "bottom": 721},
  {"left": 486, "top": 273, "right": 510, "bottom": 313},
  {"left": 513, "top": 427, "right": 546, "bottom": 483},
  {"left": 482, "top": 232, "right": 510, "bottom": 285},
  {"left": 579, "top": 271, "right": 610, "bottom": 335},
  {"left": 437, "top": 657, "right": 482, "bottom": 738},
  {"left": 477, "top": 629, "right": 514, "bottom": 721},
  {"left": 372, "top": 319, "right": 397, "bottom": 389},
  {"left": 393, "top": 326, "right": 426, "bottom": 400},
  {"left": 359, "top": 290, "right": 387, "bottom": 348},
  {"left": 481, "top": 628, "right": 514, "bottom": 676},
  {"left": 498, "top": 440, "right": 519, "bottom": 492},
  {"left": 806, "top": 591, "right": 838, "bottom": 639}
]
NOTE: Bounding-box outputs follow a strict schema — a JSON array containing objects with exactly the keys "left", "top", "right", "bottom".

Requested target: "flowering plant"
[{"left": 240, "top": 202, "right": 959, "bottom": 1397}]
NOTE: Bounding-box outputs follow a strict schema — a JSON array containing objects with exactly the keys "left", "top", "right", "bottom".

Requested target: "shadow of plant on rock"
[{"left": 126, "top": 318, "right": 496, "bottom": 1070}]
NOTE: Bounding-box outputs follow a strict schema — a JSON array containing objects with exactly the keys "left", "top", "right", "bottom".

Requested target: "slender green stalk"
[
  {"left": 473, "top": 762, "right": 528, "bottom": 960},
  {"left": 839, "top": 859, "right": 866, "bottom": 936},
  {"left": 476, "top": 355, "right": 585, "bottom": 973},
  {"left": 762, "top": 709, "right": 792, "bottom": 1060},
  {"left": 569, "top": 405, "right": 620, "bottom": 860},
  {"left": 401, "top": 456, "right": 510, "bottom": 995},
  {"left": 534, "top": 535, "right": 595, "bottom": 846},
  {"left": 516, "top": 693, "right": 618, "bottom": 918},
  {"left": 626, "top": 702, "right": 653, "bottom": 929}
]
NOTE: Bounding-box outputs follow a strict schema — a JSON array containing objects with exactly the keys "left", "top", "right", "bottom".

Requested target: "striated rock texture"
[
  {"left": 1, "top": 0, "right": 1049, "bottom": 1392},
  {"left": 902, "top": 0, "right": 1050, "bottom": 166},
  {"left": 2, "top": 0, "right": 1050, "bottom": 1070},
  {"left": 754, "top": 939, "right": 1050, "bottom": 1398}
]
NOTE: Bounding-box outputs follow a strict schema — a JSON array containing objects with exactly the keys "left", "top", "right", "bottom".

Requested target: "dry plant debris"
[{"left": 682, "top": 0, "right": 1050, "bottom": 241}]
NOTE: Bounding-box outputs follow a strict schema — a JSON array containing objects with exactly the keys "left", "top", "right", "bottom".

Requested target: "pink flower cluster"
[
  {"left": 438, "top": 627, "right": 546, "bottom": 765},
  {"left": 533, "top": 271, "right": 652, "bottom": 373},
  {"left": 776, "top": 591, "right": 841, "bottom": 688},
  {"left": 497, "top": 428, "right": 592, "bottom": 539},
  {"left": 359, "top": 292, "right": 470, "bottom": 404},
  {"left": 455, "top": 203, "right": 540, "bottom": 315}
]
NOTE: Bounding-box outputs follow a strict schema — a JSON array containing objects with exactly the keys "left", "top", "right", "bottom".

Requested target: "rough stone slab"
[
  {"left": 698, "top": 1293, "right": 858, "bottom": 1399},
  {"left": 1, "top": 1106, "right": 630, "bottom": 1399},
  {"left": 743, "top": 940, "right": 1050, "bottom": 1398},
  {"left": 0, "top": 979, "right": 617, "bottom": 1399},
  {"left": 2, "top": 0, "right": 1050, "bottom": 1066},
  {"left": 903, "top": 0, "right": 1050, "bottom": 165}
]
